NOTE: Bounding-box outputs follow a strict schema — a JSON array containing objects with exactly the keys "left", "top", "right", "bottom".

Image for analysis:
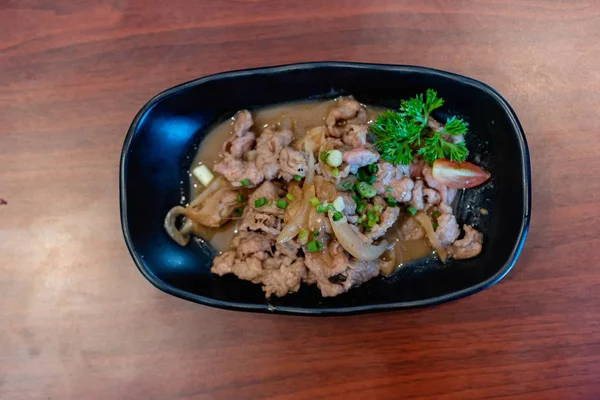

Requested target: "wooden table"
[{"left": 2, "top": 1, "right": 599, "bottom": 398}]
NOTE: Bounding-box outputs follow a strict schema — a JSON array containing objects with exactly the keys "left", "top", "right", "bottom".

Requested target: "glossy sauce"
[{"left": 189, "top": 99, "right": 433, "bottom": 271}]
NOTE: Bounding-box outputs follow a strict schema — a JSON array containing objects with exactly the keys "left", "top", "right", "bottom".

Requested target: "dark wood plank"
[{"left": 1, "top": 0, "right": 599, "bottom": 398}]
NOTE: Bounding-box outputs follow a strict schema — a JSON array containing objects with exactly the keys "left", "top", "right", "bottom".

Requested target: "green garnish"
[
  {"left": 371, "top": 89, "right": 469, "bottom": 165},
  {"left": 387, "top": 197, "right": 398, "bottom": 207},
  {"left": 320, "top": 151, "right": 328, "bottom": 162},
  {"left": 309, "top": 197, "right": 320, "bottom": 207},
  {"left": 328, "top": 204, "right": 336, "bottom": 211},
  {"left": 356, "top": 203, "right": 366, "bottom": 214},
  {"left": 316, "top": 204, "right": 328, "bottom": 213},
  {"left": 276, "top": 199, "right": 288, "bottom": 209},
  {"left": 356, "top": 181, "right": 376, "bottom": 199},
  {"left": 357, "top": 216, "right": 365, "bottom": 223},
  {"left": 367, "top": 211, "right": 377, "bottom": 222},
  {"left": 432, "top": 222, "right": 439, "bottom": 230},
  {"left": 294, "top": 174, "right": 302, "bottom": 181},
  {"left": 240, "top": 178, "right": 250, "bottom": 186},
  {"left": 312, "top": 230, "right": 319, "bottom": 237},
  {"left": 236, "top": 194, "right": 245, "bottom": 202},
  {"left": 341, "top": 181, "right": 354, "bottom": 191},
  {"left": 234, "top": 207, "right": 244, "bottom": 216},
  {"left": 352, "top": 195, "right": 361, "bottom": 204},
  {"left": 331, "top": 167, "right": 340, "bottom": 177},
  {"left": 373, "top": 204, "right": 383, "bottom": 213},
  {"left": 432, "top": 210, "right": 441, "bottom": 220},
  {"left": 307, "top": 240, "right": 323, "bottom": 253},
  {"left": 286, "top": 193, "right": 295, "bottom": 201},
  {"left": 298, "top": 230, "right": 308, "bottom": 240},
  {"left": 332, "top": 211, "right": 344, "bottom": 221},
  {"left": 407, "top": 206, "right": 417, "bottom": 215},
  {"left": 254, "top": 197, "right": 267, "bottom": 208},
  {"left": 386, "top": 186, "right": 392, "bottom": 192}
]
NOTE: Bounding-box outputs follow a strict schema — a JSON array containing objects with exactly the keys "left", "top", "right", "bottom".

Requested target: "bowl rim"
[{"left": 120, "top": 61, "right": 531, "bottom": 315}]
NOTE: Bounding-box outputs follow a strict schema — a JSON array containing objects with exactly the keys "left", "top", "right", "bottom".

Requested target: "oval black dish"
[{"left": 120, "top": 62, "right": 531, "bottom": 315}]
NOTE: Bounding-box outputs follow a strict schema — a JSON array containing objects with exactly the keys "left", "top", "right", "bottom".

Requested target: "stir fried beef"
[{"left": 170, "top": 96, "right": 486, "bottom": 298}]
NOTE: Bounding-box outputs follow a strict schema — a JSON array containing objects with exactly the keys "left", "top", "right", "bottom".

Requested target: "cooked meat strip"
[
  {"left": 423, "top": 165, "right": 455, "bottom": 205},
  {"left": 248, "top": 181, "right": 285, "bottom": 216},
  {"left": 223, "top": 110, "right": 256, "bottom": 159},
  {"left": 409, "top": 180, "right": 425, "bottom": 210},
  {"left": 366, "top": 206, "right": 400, "bottom": 241},
  {"left": 325, "top": 98, "right": 367, "bottom": 137},
  {"left": 232, "top": 231, "right": 274, "bottom": 260},
  {"left": 435, "top": 213, "right": 460, "bottom": 247},
  {"left": 261, "top": 258, "right": 307, "bottom": 297},
  {"left": 389, "top": 177, "right": 414, "bottom": 203},
  {"left": 190, "top": 187, "right": 238, "bottom": 227},
  {"left": 339, "top": 193, "right": 357, "bottom": 215},
  {"left": 342, "top": 124, "right": 369, "bottom": 148},
  {"left": 213, "top": 153, "right": 264, "bottom": 188},
  {"left": 373, "top": 161, "right": 411, "bottom": 194},
  {"left": 423, "top": 188, "right": 441, "bottom": 205},
  {"left": 256, "top": 125, "right": 294, "bottom": 180},
  {"left": 212, "top": 252, "right": 264, "bottom": 283},
  {"left": 343, "top": 148, "right": 380, "bottom": 174},
  {"left": 450, "top": 225, "right": 483, "bottom": 259},
  {"left": 279, "top": 147, "right": 307, "bottom": 181},
  {"left": 240, "top": 208, "right": 283, "bottom": 235}
]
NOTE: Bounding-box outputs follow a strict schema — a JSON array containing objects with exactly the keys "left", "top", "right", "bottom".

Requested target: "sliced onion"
[
  {"left": 278, "top": 184, "right": 315, "bottom": 243},
  {"left": 328, "top": 211, "right": 388, "bottom": 261},
  {"left": 414, "top": 211, "right": 447, "bottom": 262},
  {"left": 304, "top": 142, "right": 315, "bottom": 184},
  {"left": 189, "top": 177, "right": 227, "bottom": 208},
  {"left": 164, "top": 206, "right": 191, "bottom": 246}
]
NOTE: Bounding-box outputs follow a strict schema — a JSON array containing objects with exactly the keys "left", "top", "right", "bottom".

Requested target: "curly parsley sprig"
[{"left": 371, "top": 90, "right": 469, "bottom": 165}]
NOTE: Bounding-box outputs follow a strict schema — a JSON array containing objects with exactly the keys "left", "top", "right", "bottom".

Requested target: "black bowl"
[{"left": 120, "top": 62, "right": 530, "bottom": 315}]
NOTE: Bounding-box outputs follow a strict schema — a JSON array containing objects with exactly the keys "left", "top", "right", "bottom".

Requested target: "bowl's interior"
[{"left": 121, "top": 64, "right": 529, "bottom": 313}]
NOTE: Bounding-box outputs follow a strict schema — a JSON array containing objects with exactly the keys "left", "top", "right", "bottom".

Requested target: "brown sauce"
[{"left": 188, "top": 99, "right": 432, "bottom": 272}]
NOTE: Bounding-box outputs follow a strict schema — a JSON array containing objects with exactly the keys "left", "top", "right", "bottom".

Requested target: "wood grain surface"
[{"left": 2, "top": 1, "right": 600, "bottom": 399}]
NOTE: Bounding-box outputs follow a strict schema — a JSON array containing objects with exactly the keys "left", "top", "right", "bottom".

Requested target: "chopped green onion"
[
  {"left": 328, "top": 204, "right": 336, "bottom": 211},
  {"left": 352, "top": 195, "right": 361, "bottom": 204},
  {"left": 294, "top": 174, "right": 302, "bottom": 181},
  {"left": 236, "top": 194, "right": 245, "bottom": 202},
  {"left": 320, "top": 151, "right": 328, "bottom": 161},
  {"left": 367, "top": 163, "right": 378, "bottom": 174},
  {"left": 367, "top": 211, "right": 377, "bottom": 221},
  {"left": 286, "top": 193, "right": 295, "bottom": 201},
  {"left": 333, "top": 196, "right": 345, "bottom": 212},
  {"left": 387, "top": 197, "right": 398, "bottom": 207},
  {"left": 332, "top": 211, "right": 344, "bottom": 221},
  {"left": 357, "top": 216, "right": 365, "bottom": 223},
  {"left": 407, "top": 206, "right": 417, "bottom": 215},
  {"left": 356, "top": 182, "right": 377, "bottom": 199},
  {"left": 325, "top": 149, "right": 343, "bottom": 167},
  {"left": 356, "top": 168, "right": 370, "bottom": 182},
  {"left": 234, "top": 207, "right": 244, "bottom": 216},
  {"left": 341, "top": 181, "right": 354, "bottom": 191},
  {"left": 276, "top": 199, "right": 288, "bottom": 209},
  {"left": 254, "top": 197, "right": 267, "bottom": 208},
  {"left": 367, "top": 219, "right": 376, "bottom": 228},
  {"left": 312, "top": 230, "right": 319, "bottom": 237},
  {"left": 331, "top": 167, "right": 340, "bottom": 177},
  {"left": 432, "top": 222, "right": 439, "bottom": 230},
  {"left": 432, "top": 211, "right": 441, "bottom": 220},
  {"left": 309, "top": 197, "right": 320, "bottom": 207},
  {"left": 356, "top": 203, "right": 366, "bottom": 214},
  {"left": 373, "top": 204, "right": 383, "bottom": 213},
  {"left": 316, "top": 204, "right": 328, "bottom": 213},
  {"left": 240, "top": 178, "right": 250, "bottom": 186},
  {"left": 307, "top": 240, "right": 322, "bottom": 253},
  {"left": 366, "top": 175, "right": 376, "bottom": 184},
  {"left": 386, "top": 186, "right": 393, "bottom": 192},
  {"left": 192, "top": 165, "right": 215, "bottom": 186}
]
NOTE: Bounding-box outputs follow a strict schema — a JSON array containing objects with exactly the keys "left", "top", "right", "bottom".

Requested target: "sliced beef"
[
  {"left": 409, "top": 180, "right": 425, "bottom": 210},
  {"left": 256, "top": 125, "right": 294, "bottom": 180},
  {"left": 213, "top": 153, "right": 264, "bottom": 188},
  {"left": 248, "top": 181, "right": 285, "bottom": 216},
  {"left": 212, "top": 252, "right": 264, "bottom": 283},
  {"left": 450, "top": 225, "right": 483, "bottom": 259},
  {"left": 423, "top": 165, "right": 455, "bottom": 205},
  {"left": 240, "top": 208, "right": 283, "bottom": 235},
  {"left": 232, "top": 231, "right": 274, "bottom": 260},
  {"left": 343, "top": 148, "right": 380, "bottom": 174},
  {"left": 279, "top": 147, "right": 307, "bottom": 181},
  {"left": 373, "top": 161, "right": 411, "bottom": 194},
  {"left": 261, "top": 258, "right": 307, "bottom": 297},
  {"left": 389, "top": 177, "right": 414, "bottom": 203},
  {"left": 366, "top": 206, "right": 400, "bottom": 241},
  {"left": 223, "top": 110, "right": 256, "bottom": 159},
  {"left": 339, "top": 193, "right": 357, "bottom": 215},
  {"left": 325, "top": 98, "right": 367, "bottom": 137},
  {"left": 435, "top": 213, "right": 460, "bottom": 247},
  {"left": 191, "top": 187, "right": 239, "bottom": 227},
  {"left": 423, "top": 188, "right": 441, "bottom": 205},
  {"left": 342, "top": 124, "right": 369, "bottom": 148}
]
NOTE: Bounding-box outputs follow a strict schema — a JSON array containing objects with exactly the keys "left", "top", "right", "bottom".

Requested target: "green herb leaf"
[{"left": 254, "top": 197, "right": 267, "bottom": 208}]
